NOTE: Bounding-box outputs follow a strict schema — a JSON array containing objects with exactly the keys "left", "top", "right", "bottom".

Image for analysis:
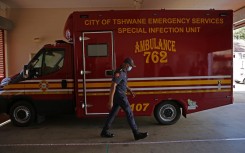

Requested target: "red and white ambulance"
[{"left": 0, "top": 10, "right": 233, "bottom": 126}]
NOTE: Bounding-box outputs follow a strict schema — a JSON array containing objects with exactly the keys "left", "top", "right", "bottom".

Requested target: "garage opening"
[{"left": 233, "top": 26, "right": 245, "bottom": 92}]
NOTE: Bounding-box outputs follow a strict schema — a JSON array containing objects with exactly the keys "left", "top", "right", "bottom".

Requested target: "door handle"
[
  {"left": 105, "top": 70, "right": 114, "bottom": 76},
  {"left": 81, "top": 70, "right": 91, "bottom": 75},
  {"left": 61, "top": 80, "right": 67, "bottom": 89}
]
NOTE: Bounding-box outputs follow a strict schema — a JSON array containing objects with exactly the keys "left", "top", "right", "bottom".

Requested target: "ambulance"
[{"left": 0, "top": 10, "right": 233, "bottom": 127}]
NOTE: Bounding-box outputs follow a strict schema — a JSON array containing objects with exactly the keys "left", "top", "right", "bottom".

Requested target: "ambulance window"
[
  {"left": 42, "top": 50, "right": 64, "bottom": 75},
  {"left": 87, "top": 44, "right": 108, "bottom": 57},
  {"left": 33, "top": 54, "right": 43, "bottom": 68}
]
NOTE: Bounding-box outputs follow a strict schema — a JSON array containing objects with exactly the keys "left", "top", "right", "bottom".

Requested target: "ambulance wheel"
[
  {"left": 154, "top": 101, "right": 181, "bottom": 125},
  {"left": 9, "top": 101, "right": 36, "bottom": 127}
]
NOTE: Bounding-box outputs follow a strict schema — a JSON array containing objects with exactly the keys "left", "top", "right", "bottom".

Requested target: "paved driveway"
[{"left": 0, "top": 92, "right": 245, "bottom": 153}]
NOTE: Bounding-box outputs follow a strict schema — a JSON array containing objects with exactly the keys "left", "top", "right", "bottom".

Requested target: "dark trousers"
[{"left": 102, "top": 94, "right": 138, "bottom": 133}]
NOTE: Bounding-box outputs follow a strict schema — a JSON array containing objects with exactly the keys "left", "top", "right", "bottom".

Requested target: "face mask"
[{"left": 127, "top": 66, "right": 132, "bottom": 71}]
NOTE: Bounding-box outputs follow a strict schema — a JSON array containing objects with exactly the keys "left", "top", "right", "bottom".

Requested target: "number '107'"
[{"left": 130, "top": 103, "right": 150, "bottom": 112}]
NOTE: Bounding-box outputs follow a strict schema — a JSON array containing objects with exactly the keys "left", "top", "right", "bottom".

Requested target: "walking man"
[{"left": 100, "top": 57, "right": 148, "bottom": 140}]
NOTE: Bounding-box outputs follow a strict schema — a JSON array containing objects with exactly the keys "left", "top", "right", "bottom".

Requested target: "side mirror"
[{"left": 23, "top": 65, "right": 29, "bottom": 78}]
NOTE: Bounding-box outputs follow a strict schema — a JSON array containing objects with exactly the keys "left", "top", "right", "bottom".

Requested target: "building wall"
[
  {"left": 7, "top": 8, "right": 76, "bottom": 75},
  {"left": 234, "top": 7, "right": 245, "bottom": 30},
  {"left": 234, "top": 7, "right": 245, "bottom": 23}
]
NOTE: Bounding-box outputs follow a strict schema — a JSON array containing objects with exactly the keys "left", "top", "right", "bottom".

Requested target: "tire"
[
  {"left": 154, "top": 101, "right": 181, "bottom": 125},
  {"left": 9, "top": 101, "right": 36, "bottom": 127}
]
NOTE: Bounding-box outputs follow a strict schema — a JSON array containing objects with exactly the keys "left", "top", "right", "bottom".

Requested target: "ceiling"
[{"left": 1, "top": 0, "right": 245, "bottom": 11}]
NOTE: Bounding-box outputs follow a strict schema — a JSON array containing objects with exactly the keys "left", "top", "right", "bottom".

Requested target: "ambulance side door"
[{"left": 82, "top": 31, "right": 114, "bottom": 115}]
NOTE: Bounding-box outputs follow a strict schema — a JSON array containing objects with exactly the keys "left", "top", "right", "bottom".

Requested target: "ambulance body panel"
[{"left": 0, "top": 10, "right": 233, "bottom": 126}]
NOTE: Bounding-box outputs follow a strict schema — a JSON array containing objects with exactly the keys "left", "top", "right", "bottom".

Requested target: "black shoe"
[
  {"left": 134, "top": 132, "right": 148, "bottom": 140},
  {"left": 100, "top": 130, "right": 114, "bottom": 138}
]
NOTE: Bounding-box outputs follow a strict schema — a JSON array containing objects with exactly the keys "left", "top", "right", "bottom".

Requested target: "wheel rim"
[
  {"left": 13, "top": 106, "right": 31, "bottom": 124},
  {"left": 159, "top": 104, "right": 177, "bottom": 122}
]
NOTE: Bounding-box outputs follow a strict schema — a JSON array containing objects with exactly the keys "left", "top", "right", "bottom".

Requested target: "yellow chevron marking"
[
  {"left": 2, "top": 88, "right": 230, "bottom": 96},
  {"left": 0, "top": 91, "right": 73, "bottom": 95},
  {"left": 3, "top": 79, "right": 231, "bottom": 90},
  {"left": 3, "top": 83, "right": 74, "bottom": 89},
  {"left": 85, "top": 79, "right": 231, "bottom": 88},
  {"left": 79, "top": 89, "right": 231, "bottom": 96},
  {"left": 129, "top": 80, "right": 231, "bottom": 87}
]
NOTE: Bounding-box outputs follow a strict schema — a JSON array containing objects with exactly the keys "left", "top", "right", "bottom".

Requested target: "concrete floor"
[{"left": 0, "top": 91, "right": 245, "bottom": 153}]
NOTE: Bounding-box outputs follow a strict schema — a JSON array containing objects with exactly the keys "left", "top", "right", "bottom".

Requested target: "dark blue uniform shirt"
[
  {"left": 112, "top": 68, "right": 128, "bottom": 96},
  {"left": 103, "top": 67, "right": 138, "bottom": 133}
]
